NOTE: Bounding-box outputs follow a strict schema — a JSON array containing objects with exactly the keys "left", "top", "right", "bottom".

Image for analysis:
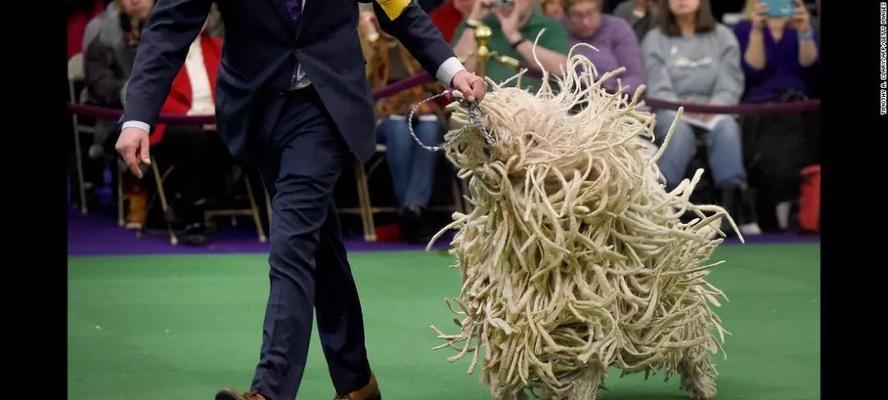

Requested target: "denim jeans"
[
  {"left": 653, "top": 110, "right": 747, "bottom": 190},
  {"left": 376, "top": 115, "right": 442, "bottom": 209}
]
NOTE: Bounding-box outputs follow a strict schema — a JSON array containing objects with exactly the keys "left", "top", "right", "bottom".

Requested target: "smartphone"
[{"left": 761, "top": 0, "right": 795, "bottom": 18}]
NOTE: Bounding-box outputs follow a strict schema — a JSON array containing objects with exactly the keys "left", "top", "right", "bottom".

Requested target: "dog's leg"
[
  {"left": 565, "top": 367, "right": 605, "bottom": 400},
  {"left": 498, "top": 388, "right": 528, "bottom": 400},
  {"left": 678, "top": 346, "right": 718, "bottom": 399}
]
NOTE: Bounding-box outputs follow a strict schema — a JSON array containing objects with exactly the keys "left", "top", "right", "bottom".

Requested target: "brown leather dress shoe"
[
  {"left": 215, "top": 388, "right": 267, "bottom": 400},
  {"left": 334, "top": 373, "right": 381, "bottom": 400}
]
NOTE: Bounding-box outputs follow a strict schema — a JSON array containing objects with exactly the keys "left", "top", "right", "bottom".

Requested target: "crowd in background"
[{"left": 67, "top": 0, "right": 821, "bottom": 245}]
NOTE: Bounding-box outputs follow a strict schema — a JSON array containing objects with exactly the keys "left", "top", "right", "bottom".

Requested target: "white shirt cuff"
[
  {"left": 436, "top": 57, "right": 465, "bottom": 88},
  {"left": 122, "top": 120, "right": 151, "bottom": 134}
]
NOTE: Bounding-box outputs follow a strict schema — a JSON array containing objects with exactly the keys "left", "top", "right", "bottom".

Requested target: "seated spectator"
[
  {"left": 735, "top": 0, "right": 818, "bottom": 103},
  {"left": 563, "top": 0, "right": 645, "bottom": 95},
  {"left": 430, "top": 0, "right": 466, "bottom": 42},
  {"left": 359, "top": 9, "right": 447, "bottom": 243},
  {"left": 452, "top": 0, "right": 570, "bottom": 92},
  {"left": 734, "top": 0, "right": 820, "bottom": 231},
  {"left": 613, "top": 0, "right": 660, "bottom": 41},
  {"left": 84, "top": 0, "right": 153, "bottom": 151},
  {"left": 83, "top": 0, "right": 153, "bottom": 221},
  {"left": 642, "top": 0, "right": 760, "bottom": 235},
  {"left": 84, "top": 0, "right": 151, "bottom": 110},
  {"left": 137, "top": 22, "right": 227, "bottom": 246},
  {"left": 541, "top": 0, "right": 565, "bottom": 20}
]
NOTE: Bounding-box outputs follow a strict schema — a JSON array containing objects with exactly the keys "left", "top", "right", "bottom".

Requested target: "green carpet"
[{"left": 68, "top": 244, "right": 819, "bottom": 400}]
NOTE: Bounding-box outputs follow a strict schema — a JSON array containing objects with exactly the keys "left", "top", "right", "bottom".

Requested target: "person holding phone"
[
  {"left": 736, "top": 0, "right": 819, "bottom": 97},
  {"left": 452, "top": 0, "right": 570, "bottom": 91},
  {"left": 733, "top": 0, "right": 820, "bottom": 232}
]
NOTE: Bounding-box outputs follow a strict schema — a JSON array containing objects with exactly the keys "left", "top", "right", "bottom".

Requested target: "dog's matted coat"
[{"left": 430, "top": 43, "right": 738, "bottom": 400}]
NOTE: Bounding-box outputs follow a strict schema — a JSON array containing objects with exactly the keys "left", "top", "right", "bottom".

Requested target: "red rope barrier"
[
  {"left": 67, "top": 72, "right": 437, "bottom": 124},
  {"left": 67, "top": 103, "right": 217, "bottom": 124},
  {"left": 68, "top": 75, "right": 821, "bottom": 123},
  {"left": 644, "top": 98, "right": 820, "bottom": 115},
  {"left": 371, "top": 71, "right": 435, "bottom": 100}
]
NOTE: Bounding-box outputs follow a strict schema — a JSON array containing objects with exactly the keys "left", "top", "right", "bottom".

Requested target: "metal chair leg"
[
  {"left": 244, "top": 175, "right": 267, "bottom": 243},
  {"left": 353, "top": 158, "right": 377, "bottom": 242},
  {"left": 151, "top": 158, "right": 178, "bottom": 246},
  {"left": 117, "top": 163, "right": 125, "bottom": 227},
  {"left": 71, "top": 111, "right": 88, "bottom": 215},
  {"left": 260, "top": 177, "right": 273, "bottom": 232}
]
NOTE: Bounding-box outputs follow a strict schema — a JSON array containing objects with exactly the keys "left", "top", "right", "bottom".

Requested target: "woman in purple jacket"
[
  {"left": 563, "top": 0, "right": 646, "bottom": 96},
  {"left": 734, "top": 0, "right": 820, "bottom": 232},
  {"left": 735, "top": 0, "right": 819, "bottom": 103}
]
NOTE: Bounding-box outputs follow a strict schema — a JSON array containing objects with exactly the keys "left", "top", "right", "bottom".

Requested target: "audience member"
[
  {"left": 452, "top": 0, "right": 570, "bottom": 91},
  {"left": 642, "top": 0, "right": 760, "bottom": 235},
  {"left": 83, "top": 0, "right": 154, "bottom": 222},
  {"left": 541, "top": 0, "right": 565, "bottom": 19},
  {"left": 430, "top": 0, "right": 466, "bottom": 42},
  {"left": 564, "top": 0, "right": 645, "bottom": 95},
  {"left": 360, "top": 9, "right": 447, "bottom": 243},
  {"left": 735, "top": 0, "right": 820, "bottom": 231},
  {"left": 145, "top": 24, "right": 227, "bottom": 245}
]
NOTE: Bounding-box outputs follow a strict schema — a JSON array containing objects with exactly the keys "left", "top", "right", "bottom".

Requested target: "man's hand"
[
  {"left": 115, "top": 127, "right": 151, "bottom": 178},
  {"left": 451, "top": 70, "right": 487, "bottom": 103}
]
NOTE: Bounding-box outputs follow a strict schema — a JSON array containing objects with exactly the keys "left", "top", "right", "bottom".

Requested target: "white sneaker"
[
  {"left": 776, "top": 201, "right": 791, "bottom": 230},
  {"left": 739, "top": 223, "right": 762, "bottom": 236},
  {"left": 88, "top": 144, "right": 104, "bottom": 159}
]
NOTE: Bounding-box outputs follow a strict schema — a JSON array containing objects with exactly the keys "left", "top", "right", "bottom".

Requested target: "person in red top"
[
  {"left": 430, "top": 0, "right": 468, "bottom": 42},
  {"left": 133, "top": 26, "right": 227, "bottom": 245},
  {"left": 151, "top": 30, "right": 221, "bottom": 145}
]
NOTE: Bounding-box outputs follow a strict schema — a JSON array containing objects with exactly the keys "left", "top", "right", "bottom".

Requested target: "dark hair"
[{"left": 657, "top": 0, "right": 717, "bottom": 36}]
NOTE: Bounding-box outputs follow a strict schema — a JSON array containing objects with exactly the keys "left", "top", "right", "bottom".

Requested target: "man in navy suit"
[{"left": 114, "top": 1, "right": 487, "bottom": 399}]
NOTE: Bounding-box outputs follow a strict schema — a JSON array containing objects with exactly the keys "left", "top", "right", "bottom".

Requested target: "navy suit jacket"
[{"left": 122, "top": 0, "right": 456, "bottom": 162}]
